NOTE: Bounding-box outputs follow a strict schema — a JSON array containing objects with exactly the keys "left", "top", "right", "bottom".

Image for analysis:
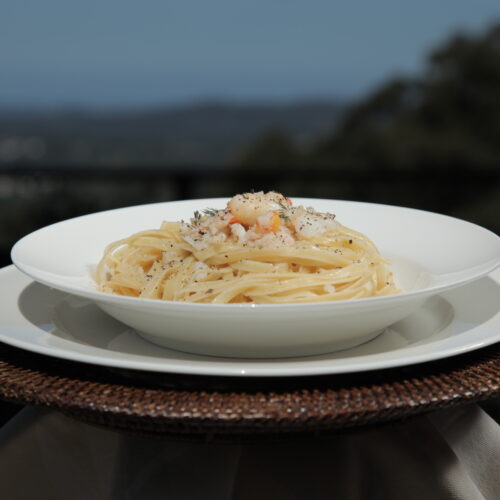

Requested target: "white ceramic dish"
[
  {"left": 0, "top": 265, "right": 499, "bottom": 376},
  {"left": 11, "top": 198, "right": 500, "bottom": 358}
]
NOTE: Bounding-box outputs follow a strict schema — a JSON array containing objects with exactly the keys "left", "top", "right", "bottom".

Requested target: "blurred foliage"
[{"left": 238, "top": 23, "right": 500, "bottom": 170}]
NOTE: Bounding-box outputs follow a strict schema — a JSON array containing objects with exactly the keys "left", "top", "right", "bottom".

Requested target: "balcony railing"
[{"left": 1, "top": 163, "right": 499, "bottom": 266}]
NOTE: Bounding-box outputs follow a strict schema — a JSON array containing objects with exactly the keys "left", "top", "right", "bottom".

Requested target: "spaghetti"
[{"left": 95, "top": 192, "right": 399, "bottom": 304}]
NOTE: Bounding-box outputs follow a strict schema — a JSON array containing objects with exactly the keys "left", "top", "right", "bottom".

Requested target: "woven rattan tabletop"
[{"left": 0, "top": 342, "right": 499, "bottom": 440}]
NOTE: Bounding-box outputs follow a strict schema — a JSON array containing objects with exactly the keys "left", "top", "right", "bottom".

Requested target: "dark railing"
[
  {"left": 2, "top": 163, "right": 498, "bottom": 200},
  {"left": 1, "top": 163, "right": 499, "bottom": 266}
]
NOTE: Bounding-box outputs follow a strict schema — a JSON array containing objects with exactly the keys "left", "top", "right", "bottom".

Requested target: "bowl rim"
[{"left": 11, "top": 197, "right": 500, "bottom": 311}]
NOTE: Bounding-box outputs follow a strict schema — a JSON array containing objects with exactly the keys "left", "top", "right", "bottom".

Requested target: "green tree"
[{"left": 311, "top": 23, "right": 500, "bottom": 168}]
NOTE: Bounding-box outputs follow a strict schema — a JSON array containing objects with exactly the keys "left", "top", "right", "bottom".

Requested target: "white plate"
[
  {"left": 11, "top": 198, "right": 500, "bottom": 358},
  {"left": 0, "top": 265, "right": 499, "bottom": 377}
]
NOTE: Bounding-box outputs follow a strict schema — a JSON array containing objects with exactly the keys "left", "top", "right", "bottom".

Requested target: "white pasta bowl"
[{"left": 11, "top": 198, "right": 500, "bottom": 358}]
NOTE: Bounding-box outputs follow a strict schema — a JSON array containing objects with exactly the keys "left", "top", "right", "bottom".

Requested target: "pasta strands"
[{"left": 96, "top": 194, "right": 399, "bottom": 304}]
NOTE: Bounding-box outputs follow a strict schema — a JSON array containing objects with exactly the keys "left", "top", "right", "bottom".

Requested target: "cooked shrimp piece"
[
  {"left": 289, "top": 206, "right": 339, "bottom": 239},
  {"left": 227, "top": 191, "right": 288, "bottom": 226},
  {"left": 256, "top": 211, "right": 281, "bottom": 233},
  {"left": 230, "top": 222, "right": 247, "bottom": 243}
]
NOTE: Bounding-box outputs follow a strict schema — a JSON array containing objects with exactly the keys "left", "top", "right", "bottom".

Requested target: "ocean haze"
[{"left": 0, "top": 100, "right": 345, "bottom": 165}]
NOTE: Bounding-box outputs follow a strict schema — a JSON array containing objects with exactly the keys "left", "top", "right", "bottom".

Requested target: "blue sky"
[{"left": 1, "top": 0, "right": 499, "bottom": 108}]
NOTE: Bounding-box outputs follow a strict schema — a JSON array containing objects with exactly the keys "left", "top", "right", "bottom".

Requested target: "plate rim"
[{"left": 1, "top": 265, "right": 499, "bottom": 377}]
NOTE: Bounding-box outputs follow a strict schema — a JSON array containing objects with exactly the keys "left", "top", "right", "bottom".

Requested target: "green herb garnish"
[
  {"left": 276, "top": 200, "right": 290, "bottom": 221},
  {"left": 203, "top": 208, "right": 220, "bottom": 217}
]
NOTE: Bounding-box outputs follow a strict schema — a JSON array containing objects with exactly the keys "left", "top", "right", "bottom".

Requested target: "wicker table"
[{"left": 0, "top": 341, "right": 499, "bottom": 441}]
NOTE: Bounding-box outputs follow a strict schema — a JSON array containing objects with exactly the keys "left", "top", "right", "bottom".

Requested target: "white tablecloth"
[{"left": 0, "top": 404, "right": 498, "bottom": 500}]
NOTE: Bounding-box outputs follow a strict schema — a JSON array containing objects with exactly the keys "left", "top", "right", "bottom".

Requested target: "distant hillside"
[{"left": 0, "top": 100, "right": 345, "bottom": 167}]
